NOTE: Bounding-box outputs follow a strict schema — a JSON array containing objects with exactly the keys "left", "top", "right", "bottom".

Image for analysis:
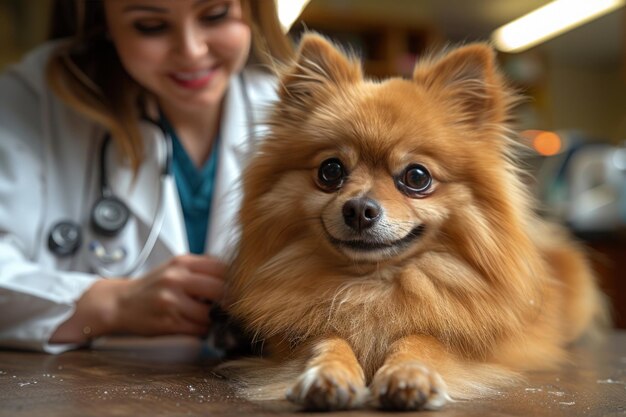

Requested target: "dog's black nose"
[{"left": 342, "top": 197, "right": 382, "bottom": 232}]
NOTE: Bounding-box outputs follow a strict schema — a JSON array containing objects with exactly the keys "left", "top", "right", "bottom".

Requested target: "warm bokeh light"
[{"left": 532, "top": 131, "right": 562, "bottom": 156}]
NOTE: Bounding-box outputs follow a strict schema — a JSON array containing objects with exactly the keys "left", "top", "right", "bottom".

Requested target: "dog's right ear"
[
  {"left": 412, "top": 44, "right": 511, "bottom": 127},
  {"left": 278, "top": 33, "right": 362, "bottom": 109}
]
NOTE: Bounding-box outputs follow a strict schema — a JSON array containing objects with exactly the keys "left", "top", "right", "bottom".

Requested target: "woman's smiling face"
[{"left": 104, "top": 0, "right": 251, "bottom": 111}]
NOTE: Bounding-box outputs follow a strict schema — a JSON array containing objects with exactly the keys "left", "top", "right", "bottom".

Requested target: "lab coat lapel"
[
  {"left": 205, "top": 75, "right": 251, "bottom": 260},
  {"left": 108, "top": 121, "right": 188, "bottom": 256}
]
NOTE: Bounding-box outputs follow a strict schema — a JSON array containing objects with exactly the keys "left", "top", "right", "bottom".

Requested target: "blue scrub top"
[{"left": 161, "top": 117, "right": 219, "bottom": 255}]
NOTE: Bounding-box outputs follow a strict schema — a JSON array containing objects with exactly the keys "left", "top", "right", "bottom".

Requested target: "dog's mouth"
[{"left": 326, "top": 224, "right": 426, "bottom": 253}]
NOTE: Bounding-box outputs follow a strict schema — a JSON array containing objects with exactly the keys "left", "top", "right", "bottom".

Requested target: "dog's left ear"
[
  {"left": 413, "top": 44, "right": 510, "bottom": 126},
  {"left": 278, "top": 33, "right": 362, "bottom": 110}
]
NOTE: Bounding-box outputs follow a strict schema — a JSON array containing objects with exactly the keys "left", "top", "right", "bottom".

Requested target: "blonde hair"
[{"left": 46, "top": 0, "right": 293, "bottom": 171}]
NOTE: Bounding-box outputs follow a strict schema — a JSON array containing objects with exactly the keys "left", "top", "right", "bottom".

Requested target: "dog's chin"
[{"left": 325, "top": 225, "right": 426, "bottom": 262}]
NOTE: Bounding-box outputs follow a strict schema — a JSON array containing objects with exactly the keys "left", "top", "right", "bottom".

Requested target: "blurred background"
[{"left": 1, "top": 0, "right": 625, "bottom": 327}]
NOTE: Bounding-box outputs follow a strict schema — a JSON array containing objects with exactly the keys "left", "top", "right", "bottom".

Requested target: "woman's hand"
[
  {"left": 111, "top": 254, "right": 226, "bottom": 336},
  {"left": 49, "top": 255, "right": 226, "bottom": 344}
]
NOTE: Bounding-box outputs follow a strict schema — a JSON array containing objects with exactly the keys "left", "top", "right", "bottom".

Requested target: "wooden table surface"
[{"left": 1, "top": 332, "right": 625, "bottom": 417}]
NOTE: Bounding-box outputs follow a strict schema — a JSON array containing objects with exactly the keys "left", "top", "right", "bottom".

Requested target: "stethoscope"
[
  {"left": 46, "top": 73, "right": 254, "bottom": 277},
  {"left": 47, "top": 117, "right": 172, "bottom": 277}
]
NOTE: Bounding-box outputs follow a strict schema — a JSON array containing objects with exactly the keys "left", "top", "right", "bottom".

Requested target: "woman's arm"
[
  {"left": 50, "top": 255, "right": 225, "bottom": 344},
  {"left": 0, "top": 49, "right": 100, "bottom": 353}
]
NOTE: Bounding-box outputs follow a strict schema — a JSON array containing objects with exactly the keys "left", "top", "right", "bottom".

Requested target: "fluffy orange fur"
[{"left": 221, "top": 33, "right": 607, "bottom": 411}]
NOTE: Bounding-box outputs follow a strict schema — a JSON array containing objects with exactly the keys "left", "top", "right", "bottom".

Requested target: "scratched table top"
[{"left": 0, "top": 332, "right": 625, "bottom": 417}]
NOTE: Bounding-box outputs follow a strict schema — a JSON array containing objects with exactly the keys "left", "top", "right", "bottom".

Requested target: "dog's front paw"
[
  {"left": 286, "top": 365, "right": 367, "bottom": 411},
  {"left": 370, "top": 362, "right": 449, "bottom": 411}
]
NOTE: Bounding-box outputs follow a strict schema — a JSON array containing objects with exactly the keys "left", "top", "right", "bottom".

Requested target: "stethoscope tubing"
[
  {"left": 49, "top": 73, "right": 254, "bottom": 277},
  {"left": 92, "top": 126, "right": 172, "bottom": 277}
]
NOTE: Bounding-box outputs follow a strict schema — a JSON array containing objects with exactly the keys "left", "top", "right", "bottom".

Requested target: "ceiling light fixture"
[
  {"left": 276, "top": 0, "right": 311, "bottom": 32},
  {"left": 492, "top": 0, "right": 625, "bottom": 53}
]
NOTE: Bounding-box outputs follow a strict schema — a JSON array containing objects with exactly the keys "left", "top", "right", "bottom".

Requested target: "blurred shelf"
[
  {"left": 581, "top": 232, "right": 626, "bottom": 330},
  {"left": 291, "top": 7, "right": 442, "bottom": 78}
]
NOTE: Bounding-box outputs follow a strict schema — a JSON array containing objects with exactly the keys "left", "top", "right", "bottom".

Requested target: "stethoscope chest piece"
[
  {"left": 46, "top": 125, "right": 169, "bottom": 277},
  {"left": 91, "top": 196, "right": 130, "bottom": 236},
  {"left": 48, "top": 221, "right": 82, "bottom": 257}
]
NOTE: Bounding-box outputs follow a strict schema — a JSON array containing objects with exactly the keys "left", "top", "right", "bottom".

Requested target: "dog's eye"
[
  {"left": 399, "top": 164, "right": 432, "bottom": 196},
  {"left": 317, "top": 158, "right": 346, "bottom": 190}
]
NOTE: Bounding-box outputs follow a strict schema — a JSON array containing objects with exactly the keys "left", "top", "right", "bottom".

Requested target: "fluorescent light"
[
  {"left": 276, "top": 0, "right": 311, "bottom": 32},
  {"left": 492, "top": 0, "right": 625, "bottom": 53}
]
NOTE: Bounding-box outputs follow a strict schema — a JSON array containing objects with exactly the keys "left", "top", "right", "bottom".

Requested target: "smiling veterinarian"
[{"left": 0, "top": 0, "right": 292, "bottom": 353}]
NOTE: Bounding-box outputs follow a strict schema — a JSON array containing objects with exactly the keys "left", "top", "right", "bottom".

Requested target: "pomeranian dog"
[{"left": 221, "top": 33, "right": 607, "bottom": 411}]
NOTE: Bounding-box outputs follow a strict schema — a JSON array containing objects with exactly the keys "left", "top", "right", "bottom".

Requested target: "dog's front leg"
[
  {"left": 371, "top": 334, "right": 451, "bottom": 411},
  {"left": 286, "top": 336, "right": 367, "bottom": 410}
]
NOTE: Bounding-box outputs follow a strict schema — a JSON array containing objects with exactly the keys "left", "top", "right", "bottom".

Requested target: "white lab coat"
[{"left": 0, "top": 42, "right": 278, "bottom": 353}]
